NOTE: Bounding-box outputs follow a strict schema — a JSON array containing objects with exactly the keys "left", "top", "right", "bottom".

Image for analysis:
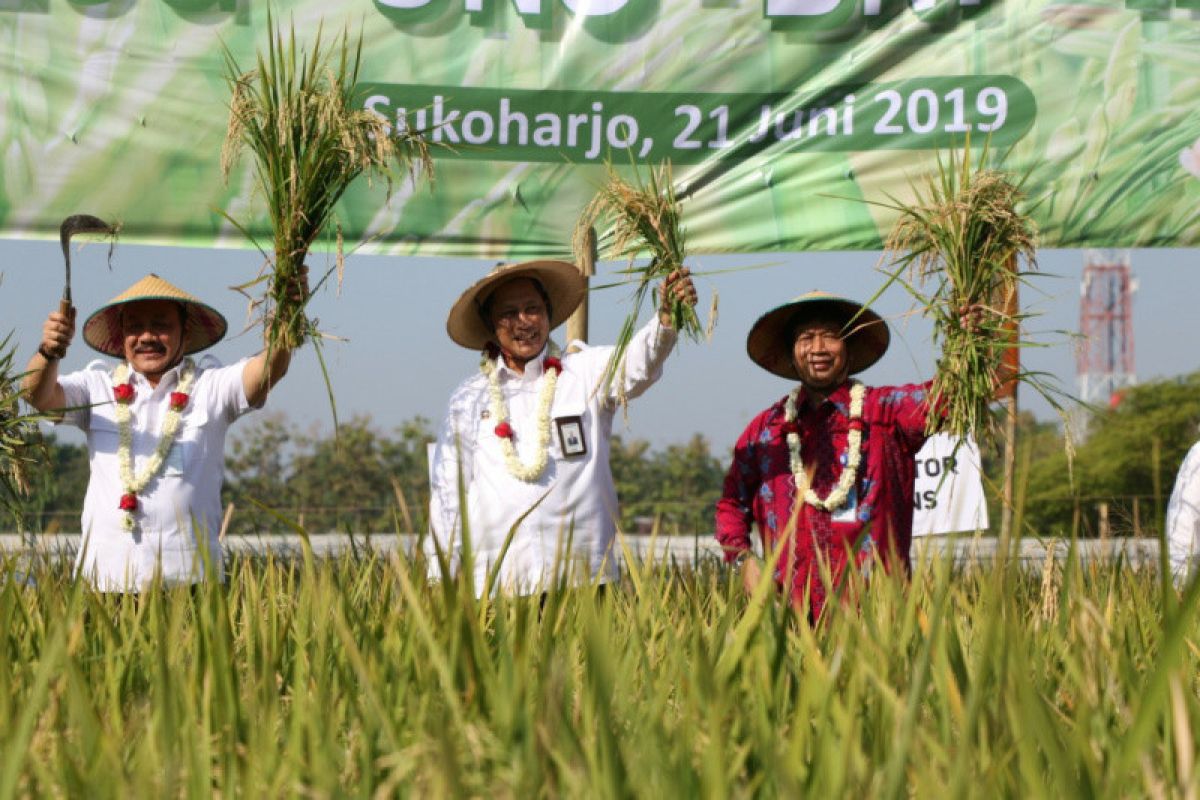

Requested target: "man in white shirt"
[
  {"left": 1166, "top": 441, "right": 1200, "bottom": 584},
  {"left": 429, "top": 259, "right": 696, "bottom": 594},
  {"left": 22, "top": 273, "right": 304, "bottom": 591}
]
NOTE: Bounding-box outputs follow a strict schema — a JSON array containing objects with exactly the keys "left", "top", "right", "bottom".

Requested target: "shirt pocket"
[
  {"left": 89, "top": 415, "right": 121, "bottom": 457},
  {"left": 167, "top": 407, "right": 210, "bottom": 476}
]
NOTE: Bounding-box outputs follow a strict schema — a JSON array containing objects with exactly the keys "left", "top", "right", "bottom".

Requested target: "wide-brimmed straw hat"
[
  {"left": 747, "top": 291, "right": 890, "bottom": 380},
  {"left": 446, "top": 260, "right": 586, "bottom": 350},
  {"left": 82, "top": 273, "right": 228, "bottom": 358}
]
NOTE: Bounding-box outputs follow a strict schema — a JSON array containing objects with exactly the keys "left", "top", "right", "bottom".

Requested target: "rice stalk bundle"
[
  {"left": 220, "top": 14, "right": 433, "bottom": 354},
  {"left": 575, "top": 160, "right": 712, "bottom": 395},
  {"left": 882, "top": 145, "right": 1054, "bottom": 443}
]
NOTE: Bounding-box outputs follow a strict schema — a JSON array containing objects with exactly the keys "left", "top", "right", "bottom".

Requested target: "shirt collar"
[
  {"left": 493, "top": 344, "right": 550, "bottom": 381},
  {"left": 127, "top": 358, "right": 187, "bottom": 390},
  {"left": 793, "top": 379, "right": 853, "bottom": 415}
]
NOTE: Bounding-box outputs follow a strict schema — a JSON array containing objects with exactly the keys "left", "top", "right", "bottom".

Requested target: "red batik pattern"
[{"left": 715, "top": 381, "right": 933, "bottom": 619}]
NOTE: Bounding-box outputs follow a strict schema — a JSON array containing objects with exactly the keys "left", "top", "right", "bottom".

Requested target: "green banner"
[{"left": 1, "top": 0, "right": 1198, "bottom": 257}]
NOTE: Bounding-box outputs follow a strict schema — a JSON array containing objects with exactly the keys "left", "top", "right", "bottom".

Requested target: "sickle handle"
[{"left": 48, "top": 299, "right": 74, "bottom": 359}]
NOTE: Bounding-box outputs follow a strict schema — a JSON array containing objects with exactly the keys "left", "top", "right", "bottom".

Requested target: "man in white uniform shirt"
[
  {"left": 1166, "top": 441, "right": 1200, "bottom": 584},
  {"left": 22, "top": 273, "right": 304, "bottom": 591},
  {"left": 429, "top": 259, "right": 696, "bottom": 594}
]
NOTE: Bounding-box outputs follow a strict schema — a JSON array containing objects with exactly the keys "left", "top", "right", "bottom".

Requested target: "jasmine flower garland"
[
  {"left": 784, "top": 381, "right": 866, "bottom": 511},
  {"left": 113, "top": 358, "right": 197, "bottom": 532},
  {"left": 480, "top": 345, "right": 562, "bottom": 482}
]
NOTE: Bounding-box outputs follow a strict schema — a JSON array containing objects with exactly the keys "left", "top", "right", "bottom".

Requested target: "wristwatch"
[{"left": 37, "top": 345, "right": 59, "bottom": 362}]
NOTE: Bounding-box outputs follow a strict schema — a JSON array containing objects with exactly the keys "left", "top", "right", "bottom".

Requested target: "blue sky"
[{"left": 3, "top": 237, "right": 1198, "bottom": 454}]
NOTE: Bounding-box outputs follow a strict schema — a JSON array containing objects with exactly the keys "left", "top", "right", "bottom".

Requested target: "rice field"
[{"left": 1, "top": 538, "right": 1198, "bottom": 798}]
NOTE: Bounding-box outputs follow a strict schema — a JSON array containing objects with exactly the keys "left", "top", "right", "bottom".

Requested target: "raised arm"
[
  {"left": 242, "top": 267, "right": 309, "bottom": 408},
  {"left": 959, "top": 302, "right": 1008, "bottom": 398},
  {"left": 21, "top": 308, "right": 75, "bottom": 412},
  {"left": 608, "top": 268, "right": 697, "bottom": 402},
  {"left": 242, "top": 342, "right": 296, "bottom": 409}
]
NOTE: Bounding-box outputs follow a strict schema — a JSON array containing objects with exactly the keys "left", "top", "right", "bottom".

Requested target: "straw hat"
[
  {"left": 82, "top": 274, "right": 228, "bottom": 358},
  {"left": 746, "top": 291, "right": 890, "bottom": 380},
  {"left": 446, "top": 260, "right": 586, "bottom": 350}
]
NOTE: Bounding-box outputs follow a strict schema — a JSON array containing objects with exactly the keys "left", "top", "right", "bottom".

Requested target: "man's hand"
[
  {"left": 41, "top": 308, "right": 76, "bottom": 360},
  {"left": 286, "top": 265, "right": 311, "bottom": 307},
  {"left": 658, "top": 267, "right": 698, "bottom": 327},
  {"left": 248, "top": 265, "right": 310, "bottom": 408},
  {"left": 265, "top": 265, "right": 311, "bottom": 345},
  {"left": 958, "top": 302, "right": 990, "bottom": 335},
  {"left": 739, "top": 554, "right": 763, "bottom": 598},
  {"left": 23, "top": 308, "right": 73, "bottom": 411},
  {"left": 957, "top": 302, "right": 1015, "bottom": 397}
]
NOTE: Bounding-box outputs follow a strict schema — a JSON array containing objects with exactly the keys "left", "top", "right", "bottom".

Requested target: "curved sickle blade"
[{"left": 59, "top": 214, "right": 118, "bottom": 308}]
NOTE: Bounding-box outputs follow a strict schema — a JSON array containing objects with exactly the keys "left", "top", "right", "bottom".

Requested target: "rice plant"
[
  {"left": 0, "top": 332, "right": 45, "bottom": 528},
  {"left": 575, "top": 160, "right": 714, "bottom": 397},
  {"left": 220, "top": 13, "right": 433, "bottom": 354},
  {"left": 1, "top": 534, "right": 1198, "bottom": 796},
  {"left": 876, "top": 143, "right": 1071, "bottom": 445}
]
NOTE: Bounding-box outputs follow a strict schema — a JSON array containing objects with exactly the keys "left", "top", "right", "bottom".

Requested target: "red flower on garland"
[
  {"left": 113, "top": 383, "right": 135, "bottom": 403},
  {"left": 543, "top": 356, "right": 563, "bottom": 374},
  {"left": 170, "top": 392, "right": 190, "bottom": 411},
  {"left": 119, "top": 493, "right": 138, "bottom": 512},
  {"left": 848, "top": 419, "right": 865, "bottom": 433},
  {"left": 495, "top": 421, "right": 514, "bottom": 439},
  {"left": 780, "top": 421, "right": 800, "bottom": 436}
]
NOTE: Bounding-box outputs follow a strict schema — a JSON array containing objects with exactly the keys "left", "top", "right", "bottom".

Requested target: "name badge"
[
  {"left": 555, "top": 416, "right": 586, "bottom": 457},
  {"left": 831, "top": 484, "right": 858, "bottom": 523}
]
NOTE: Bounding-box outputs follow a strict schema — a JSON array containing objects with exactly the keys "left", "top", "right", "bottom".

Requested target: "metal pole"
[{"left": 567, "top": 226, "right": 596, "bottom": 344}]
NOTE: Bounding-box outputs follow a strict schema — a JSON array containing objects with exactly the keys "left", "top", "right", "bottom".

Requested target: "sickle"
[{"left": 58, "top": 214, "right": 119, "bottom": 314}]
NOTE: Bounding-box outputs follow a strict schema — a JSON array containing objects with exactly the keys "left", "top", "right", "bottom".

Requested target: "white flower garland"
[
  {"left": 113, "top": 358, "right": 197, "bottom": 531},
  {"left": 784, "top": 381, "right": 866, "bottom": 512},
  {"left": 480, "top": 345, "right": 561, "bottom": 482}
]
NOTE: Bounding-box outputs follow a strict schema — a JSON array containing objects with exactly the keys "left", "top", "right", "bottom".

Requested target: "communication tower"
[{"left": 1077, "top": 250, "right": 1136, "bottom": 409}]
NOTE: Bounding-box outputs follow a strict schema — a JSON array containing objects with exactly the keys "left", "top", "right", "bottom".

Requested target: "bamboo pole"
[
  {"left": 219, "top": 502, "right": 235, "bottom": 543},
  {"left": 567, "top": 226, "right": 597, "bottom": 344},
  {"left": 998, "top": 256, "right": 1020, "bottom": 546}
]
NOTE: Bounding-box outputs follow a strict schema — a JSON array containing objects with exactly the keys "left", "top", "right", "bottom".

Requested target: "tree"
[
  {"left": 610, "top": 433, "right": 725, "bottom": 533},
  {"left": 979, "top": 411, "right": 1063, "bottom": 536},
  {"left": 224, "top": 412, "right": 292, "bottom": 499},
  {"left": 24, "top": 435, "right": 90, "bottom": 532},
  {"left": 223, "top": 414, "right": 435, "bottom": 534},
  {"left": 25, "top": 406, "right": 725, "bottom": 536},
  {"left": 1017, "top": 372, "right": 1200, "bottom": 537}
]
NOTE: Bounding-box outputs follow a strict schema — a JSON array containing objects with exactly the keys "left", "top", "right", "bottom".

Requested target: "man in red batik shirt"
[{"left": 715, "top": 291, "right": 937, "bottom": 619}]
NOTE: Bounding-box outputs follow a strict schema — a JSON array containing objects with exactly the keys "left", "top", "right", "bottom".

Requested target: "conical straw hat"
[
  {"left": 82, "top": 273, "right": 228, "bottom": 357},
  {"left": 446, "top": 260, "right": 586, "bottom": 350},
  {"left": 746, "top": 291, "right": 890, "bottom": 380}
]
